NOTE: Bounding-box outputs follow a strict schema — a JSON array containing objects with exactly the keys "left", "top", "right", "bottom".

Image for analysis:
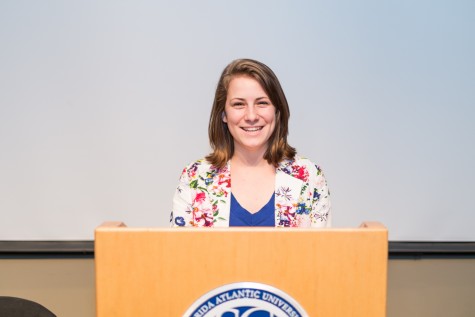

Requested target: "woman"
[{"left": 171, "top": 59, "right": 331, "bottom": 227}]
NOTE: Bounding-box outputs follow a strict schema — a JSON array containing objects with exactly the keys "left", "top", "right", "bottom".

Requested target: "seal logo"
[{"left": 183, "top": 282, "right": 308, "bottom": 317}]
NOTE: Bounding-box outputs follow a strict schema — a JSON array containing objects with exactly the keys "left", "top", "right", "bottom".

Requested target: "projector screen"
[{"left": 1, "top": 1, "right": 473, "bottom": 241}]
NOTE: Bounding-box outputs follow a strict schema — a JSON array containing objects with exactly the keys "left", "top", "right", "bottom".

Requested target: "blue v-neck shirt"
[{"left": 229, "top": 193, "right": 275, "bottom": 227}]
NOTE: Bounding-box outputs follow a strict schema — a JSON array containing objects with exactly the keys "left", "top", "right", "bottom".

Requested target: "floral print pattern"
[{"left": 171, "top": 156, "right": 331, "bottom": 228}]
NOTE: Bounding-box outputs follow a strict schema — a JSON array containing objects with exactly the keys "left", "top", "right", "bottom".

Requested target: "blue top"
[{"left": 229, "top": 193, "right": 275, "bottom": 227}]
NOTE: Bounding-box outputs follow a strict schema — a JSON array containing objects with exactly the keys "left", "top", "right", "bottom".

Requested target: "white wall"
[{"left": 0, "top": 0, "right": 473, "bottom": 240}]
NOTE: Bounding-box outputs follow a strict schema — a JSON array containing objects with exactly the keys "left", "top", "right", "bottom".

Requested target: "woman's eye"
[
  {"left": 232, "top": 103, "right": 245, "bottom": 108},
  {"left": 258, "top": 101, "right": 270, "bottom": 106}
]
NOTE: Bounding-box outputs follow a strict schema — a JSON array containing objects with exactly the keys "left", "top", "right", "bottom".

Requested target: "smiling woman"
[
  {"left": 171, "top": 59, "right": 331, "bottom": 228},
  {"left": 223, "top": 76, "right": 276, "bottom": 158}
]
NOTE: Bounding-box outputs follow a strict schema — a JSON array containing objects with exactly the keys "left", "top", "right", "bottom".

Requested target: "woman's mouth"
[{"left": 241, "top": 126, "right": 263, "bottom": 132}]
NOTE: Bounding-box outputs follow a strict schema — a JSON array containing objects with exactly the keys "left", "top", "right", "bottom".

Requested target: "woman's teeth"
[{"left": 242, "top": 127, "right": 263, "bottom": 132}]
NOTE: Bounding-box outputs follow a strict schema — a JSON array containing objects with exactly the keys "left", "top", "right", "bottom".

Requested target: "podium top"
[{"left": 95, "top": 221, "right": 387, "bottom": 232}]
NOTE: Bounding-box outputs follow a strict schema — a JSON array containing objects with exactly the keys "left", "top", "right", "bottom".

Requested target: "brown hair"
[{"left": 206, "top": 59, "right": 296, "bottom": 168}]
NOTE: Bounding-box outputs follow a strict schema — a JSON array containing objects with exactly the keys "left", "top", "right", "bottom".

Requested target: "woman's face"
[{"left": 223, "top": 76, "right": 276, "bottom": 155}]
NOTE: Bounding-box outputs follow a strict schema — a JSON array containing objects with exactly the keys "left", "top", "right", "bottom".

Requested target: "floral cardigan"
[{"left": 171, "top": 156, "right": 331, "bottom": 228}]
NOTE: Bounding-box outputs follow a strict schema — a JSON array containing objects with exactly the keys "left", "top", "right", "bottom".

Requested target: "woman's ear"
[{"left": 222, "top": 112, "right": 227, "bottom": 123}]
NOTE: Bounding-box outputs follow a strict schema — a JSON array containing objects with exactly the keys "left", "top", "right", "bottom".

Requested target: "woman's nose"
[{"left": 244, "top": 105, "right": 258, "bottom": 122}]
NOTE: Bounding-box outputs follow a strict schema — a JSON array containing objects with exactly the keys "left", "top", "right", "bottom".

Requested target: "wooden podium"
[{"left": 95, "top": 222, "right": 388, "bottom": 316}]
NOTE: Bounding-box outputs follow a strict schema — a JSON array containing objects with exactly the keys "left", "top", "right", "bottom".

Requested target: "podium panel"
[{"left": 95, "top": 222, "right": 387, "bottom": 316}]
